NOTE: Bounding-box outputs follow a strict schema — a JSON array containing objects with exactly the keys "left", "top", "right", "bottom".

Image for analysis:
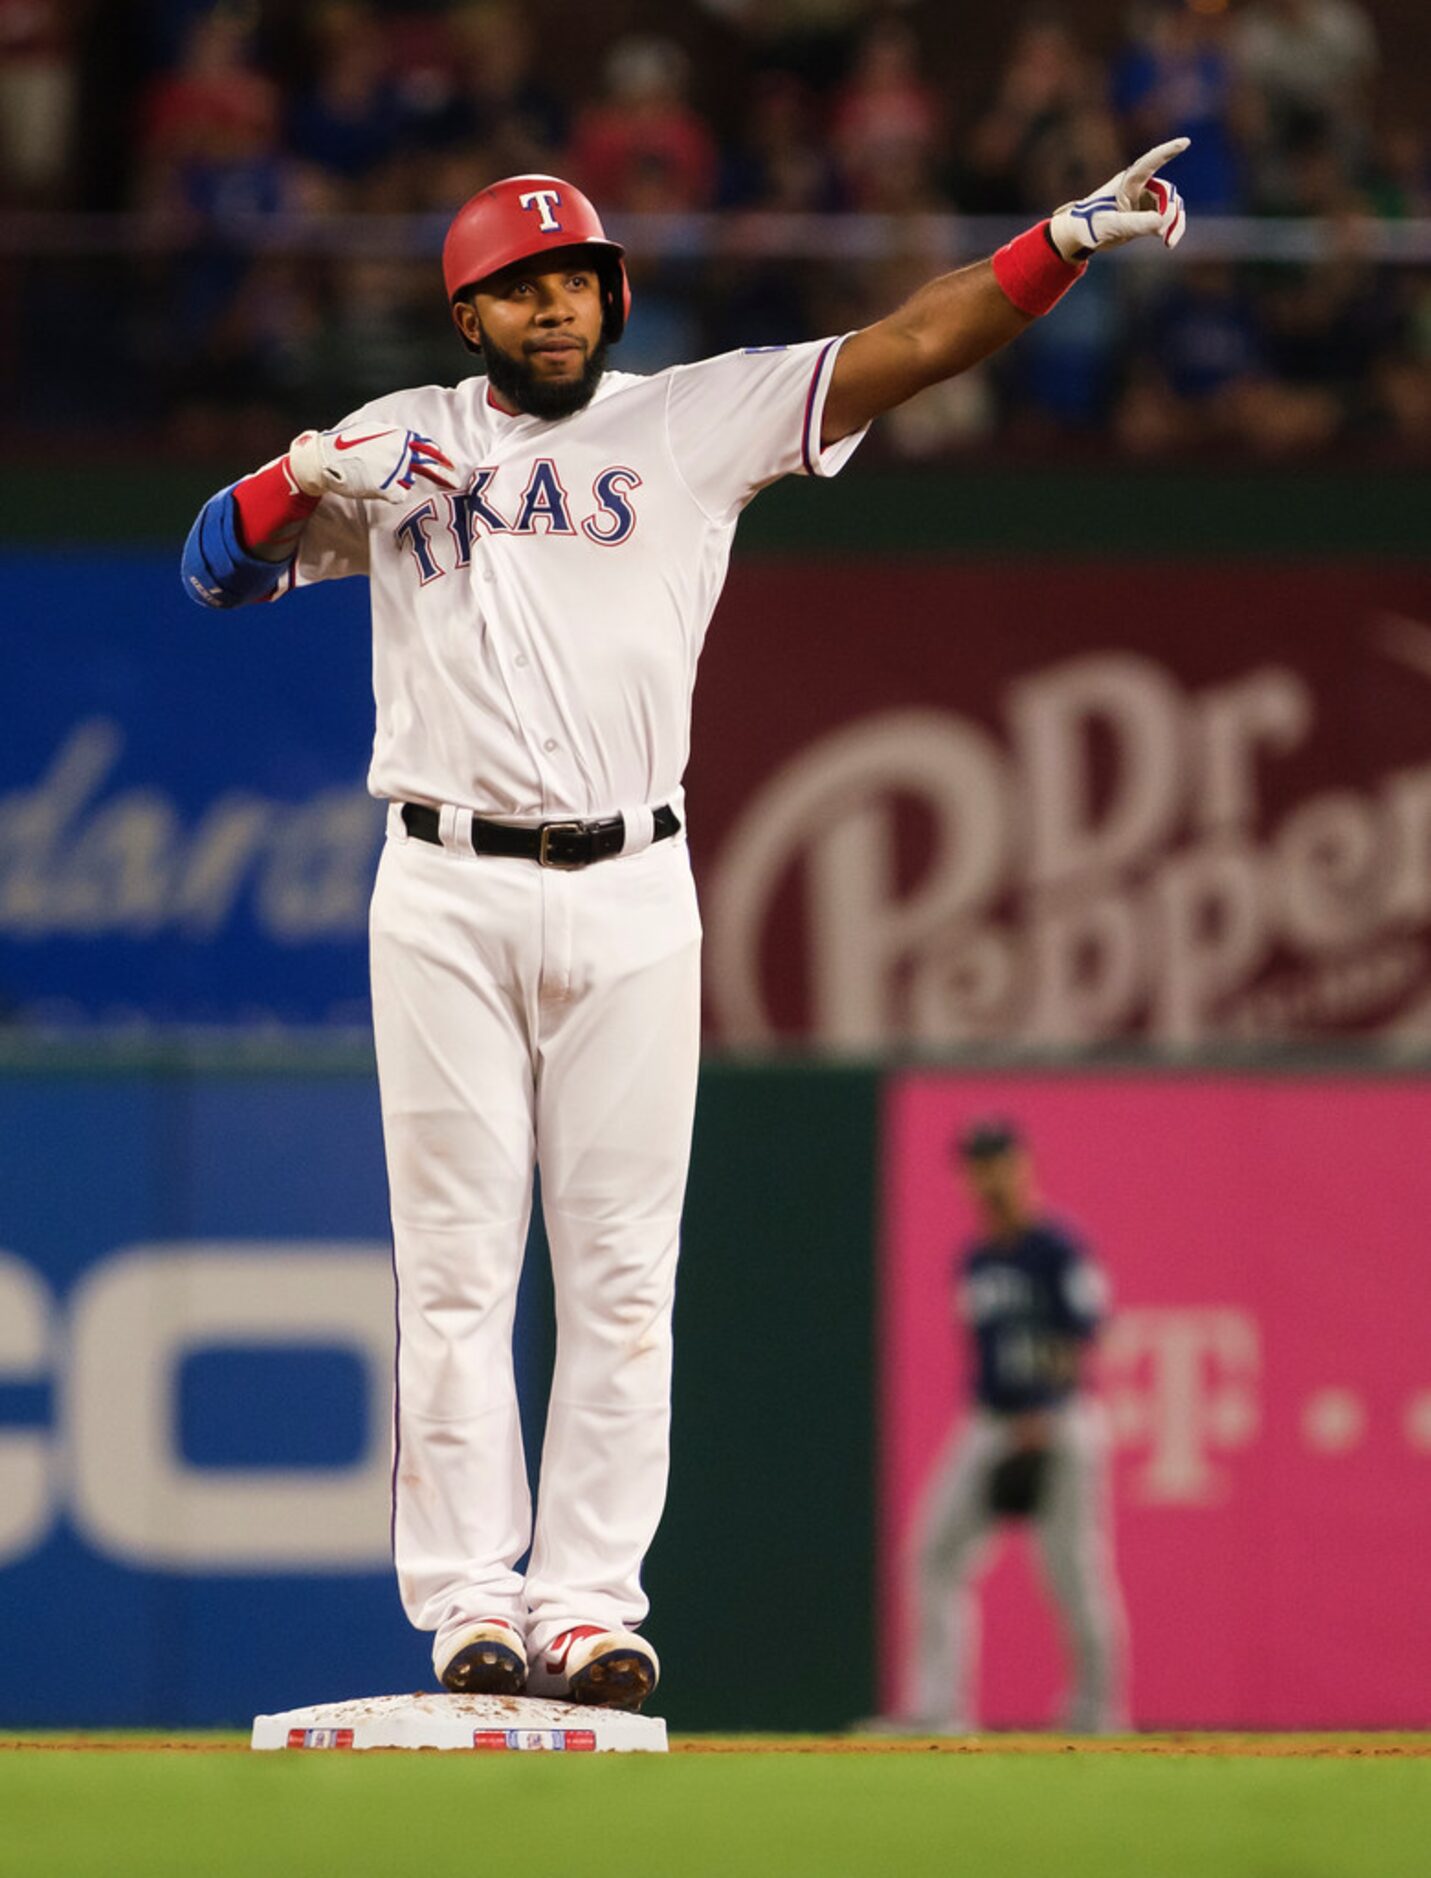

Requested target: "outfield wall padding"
[{"left": 1, "top": 1051, "right": 1426, "bottom": 1731}]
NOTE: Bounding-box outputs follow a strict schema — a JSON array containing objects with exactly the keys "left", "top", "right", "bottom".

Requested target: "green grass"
[{"left": 2, "top": 1739, "right": 1429, "bottom": 1878}]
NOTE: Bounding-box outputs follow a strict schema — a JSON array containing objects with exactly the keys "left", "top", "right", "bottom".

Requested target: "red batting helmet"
[{"left": 441, "top": 174, "right": 631, "bottom": 345}]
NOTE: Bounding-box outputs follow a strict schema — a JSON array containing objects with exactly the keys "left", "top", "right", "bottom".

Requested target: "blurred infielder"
[
  {"left": 182, "top": 144, "right": 1185, "bottom": 1710},
  {"left": 906, "top": 1120, "right": 1128, "bottom": 1734}
]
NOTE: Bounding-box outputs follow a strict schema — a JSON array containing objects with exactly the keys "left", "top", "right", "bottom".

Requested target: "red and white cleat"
[
  {"left": 437, "top": 1618, "right": 528, "bottom": 1696},
  {"left": 527, "top": 1625, "right": 660, "bottom": 1711}
]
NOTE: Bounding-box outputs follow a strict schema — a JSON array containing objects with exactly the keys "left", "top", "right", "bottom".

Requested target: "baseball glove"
[{"left": 987, "top": 1448, "right": 1052, "bottom": 1518}]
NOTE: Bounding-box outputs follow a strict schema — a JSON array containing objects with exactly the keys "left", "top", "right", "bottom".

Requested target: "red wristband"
[
  {"left": 991, "top": 221, "right": 1086, "bottom": 318},
  {"left": 232, "top": 456, "right": 319, "bottom": 552}
]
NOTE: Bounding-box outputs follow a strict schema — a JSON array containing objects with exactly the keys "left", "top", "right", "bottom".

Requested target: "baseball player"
[
  {"left": 181, "top": 145, "right": 1185, "bottom": 1712},
  {"left": 905, "top": 1120, "right": 1128, "bottom": 1734}
]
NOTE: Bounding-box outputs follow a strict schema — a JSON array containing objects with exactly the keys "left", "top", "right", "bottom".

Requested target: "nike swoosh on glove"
[
  {"left": 287, "top": 424, "right": 457, "bottom": 502},
  {"left": 1048, "top": 138, "right": 1191, "bottom": 262}
]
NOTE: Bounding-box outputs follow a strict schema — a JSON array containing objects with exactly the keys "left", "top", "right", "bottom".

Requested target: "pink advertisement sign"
[{"left": 881, "top": 1073, "right": 1431, "bottom": 1728}]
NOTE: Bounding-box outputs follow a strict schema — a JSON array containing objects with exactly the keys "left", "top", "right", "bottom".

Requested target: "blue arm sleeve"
[{"left": 180, "top": 485, "right": 290, "bottom": 610}]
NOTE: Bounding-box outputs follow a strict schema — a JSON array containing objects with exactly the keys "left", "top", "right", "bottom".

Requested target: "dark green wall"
[
  {"left": 14, "top": 464, "right": 1429, "bottom": 559},
  {"left": 654, "top": 1062, "right": 881, "bottom": 1731}
]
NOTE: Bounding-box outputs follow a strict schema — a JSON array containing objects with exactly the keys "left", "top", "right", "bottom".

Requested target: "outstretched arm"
[{"left": 822, "top": 139, "right": 1189, "bottom": 446}]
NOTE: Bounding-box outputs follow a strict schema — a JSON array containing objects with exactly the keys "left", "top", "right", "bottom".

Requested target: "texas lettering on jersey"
[{"left": 394, "top": 460, "right": 643, "bottom": 583}]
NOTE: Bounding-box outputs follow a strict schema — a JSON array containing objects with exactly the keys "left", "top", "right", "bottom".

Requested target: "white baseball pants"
[
  {"left": 909, "top": 1401, "right": 1129, "bottom": 1732},
  {"left": 369, "top": 812, "right": 701, "bottom": 1671}
]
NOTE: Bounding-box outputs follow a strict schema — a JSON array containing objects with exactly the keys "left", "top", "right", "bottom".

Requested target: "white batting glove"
[
  {"left": 1048, "top": 138, "right": 1190, "bottom": 263},
  {"left": 288, "top": 423, "right": 457, "bottom": 503}
]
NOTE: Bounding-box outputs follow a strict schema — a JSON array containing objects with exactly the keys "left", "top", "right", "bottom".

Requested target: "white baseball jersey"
[{"left": 275, "top": 338, "right": 867, "bottom": 820}]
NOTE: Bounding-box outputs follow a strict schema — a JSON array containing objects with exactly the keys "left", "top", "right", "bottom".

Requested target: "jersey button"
[
  {"left": 515, "top": 653, "right": 528, "bottom": 668},
  {"left": 481, "top": 567, "right": 494, "bottom": 583},
  {"left": 543, "top": 739, "right": 558, "bottom": 753}
]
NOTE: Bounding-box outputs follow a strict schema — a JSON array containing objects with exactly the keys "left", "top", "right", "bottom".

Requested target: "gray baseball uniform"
[{"left": 908, "top": 1219, "right": 1129, "bottom": 1732}]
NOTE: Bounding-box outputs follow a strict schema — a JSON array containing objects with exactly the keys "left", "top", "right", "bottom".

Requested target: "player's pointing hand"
[
  {"left": 288, "top": 424, "right": 458, "bottom": 504},
  {"left": 1048, "top": 137, "right": 1191, "bottom": 262}
]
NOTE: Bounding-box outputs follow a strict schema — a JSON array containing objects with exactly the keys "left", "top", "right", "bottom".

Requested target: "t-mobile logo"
[
  {"left": 1101, "top": 1307, "right": 1261, "bottom": 1505},
  {"left": 518, "top": 189, "right": 563, "bottom": 232}
]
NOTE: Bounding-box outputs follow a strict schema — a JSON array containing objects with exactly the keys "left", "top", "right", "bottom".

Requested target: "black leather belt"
[{"left": 400, "top": 801, "right": 681, "bottom": 869}]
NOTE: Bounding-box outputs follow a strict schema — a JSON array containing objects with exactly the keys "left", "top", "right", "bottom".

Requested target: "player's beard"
[{"left": 480, "top": 327, "right": 608, "bottom": 420}]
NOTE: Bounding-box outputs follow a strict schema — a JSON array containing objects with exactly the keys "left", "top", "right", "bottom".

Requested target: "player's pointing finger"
[{"left": 1124, "top": 137, "right": 1192, "bottom": 192}]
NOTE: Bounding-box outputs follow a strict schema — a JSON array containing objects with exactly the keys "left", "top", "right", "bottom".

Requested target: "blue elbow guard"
[{"left": 181, "top": 487, "right": 289, "bottom": 609}]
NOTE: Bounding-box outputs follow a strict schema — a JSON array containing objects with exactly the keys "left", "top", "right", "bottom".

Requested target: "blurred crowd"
[{"left": 1, "top": 0, "right": 1427, "bottom": 459}]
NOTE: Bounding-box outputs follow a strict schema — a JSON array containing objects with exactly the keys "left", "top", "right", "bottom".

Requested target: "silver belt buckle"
[{"left": 538, "top": 820, "right": 586, "bottom": 869}]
